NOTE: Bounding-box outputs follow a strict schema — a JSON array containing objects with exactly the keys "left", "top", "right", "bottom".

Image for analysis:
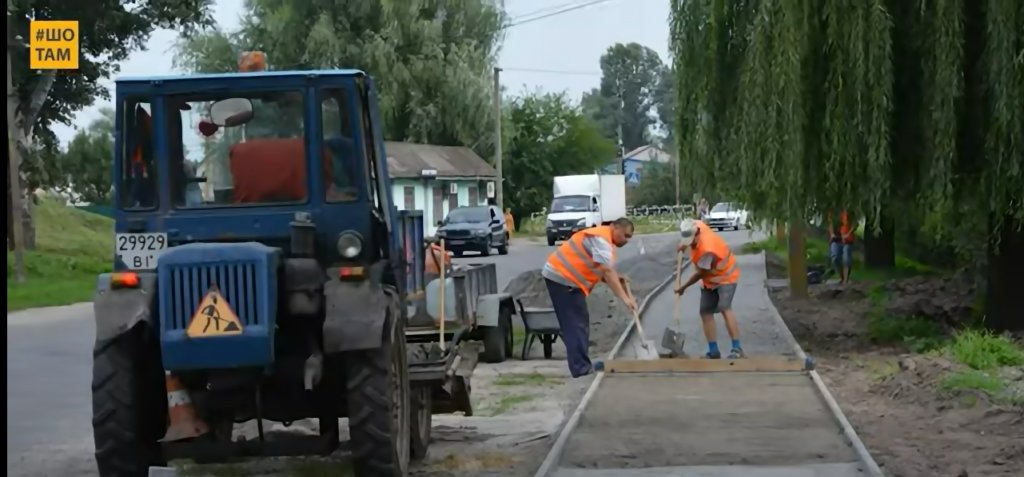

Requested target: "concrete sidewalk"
[
  {"left": 553, "top": 252, "right": 866, "bottom": 477},
  {"left": 621, "top": 253, "right": 796, "bottom": 359}
]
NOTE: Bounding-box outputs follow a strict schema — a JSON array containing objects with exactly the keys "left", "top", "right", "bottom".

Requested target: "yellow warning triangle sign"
[{"left": 187, "top": 286, "right": 244, "bottom": 338}]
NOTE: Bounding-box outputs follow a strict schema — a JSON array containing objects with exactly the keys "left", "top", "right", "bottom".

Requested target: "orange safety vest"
[
  {"left": 544, "top": 225, "right": 616, "bottom": 295},
  {"left": 827, "top": 210, "right": 855, "bottom": 244},
  {"left": 504, "top": 210, "right": 515, "bottom": 239},
  {"left": 691, "top": 221, "right": 740, "bottom": 288},
  {"left": 425, "top": 244, "right": 451, "bottom": 275}
]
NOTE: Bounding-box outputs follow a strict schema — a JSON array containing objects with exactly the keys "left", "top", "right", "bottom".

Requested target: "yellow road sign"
[{"left": 187, "top": 286, "right": 243, "bottom": 338}]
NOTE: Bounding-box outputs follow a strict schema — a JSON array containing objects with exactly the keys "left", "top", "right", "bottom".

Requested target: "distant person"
[
  {"left": 504, "top": 208, "right": 515, "bottom": 240},
  {"left": 675, "top": 218, "right": 744, "bottom": 359},
  {"left": 697, "top": 198, "right": 709, "bottom": 220},
  {"left": 542, "top": 218, "right": 636, "bottom": 377},
  {"left": 827, "top": 209, "right": 855, "bottom": 284}
]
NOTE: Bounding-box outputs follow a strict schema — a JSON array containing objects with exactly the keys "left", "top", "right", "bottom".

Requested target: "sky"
[{"left": 49, "top": 0, "right": 671, "bottom": 145}]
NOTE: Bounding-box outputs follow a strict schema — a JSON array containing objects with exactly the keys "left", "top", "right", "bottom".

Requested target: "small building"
[
  {"left": 385, "top": 142, "right": 497, "bottom": 236},
  {"left": 601, "top": 145, "right": 676, "bottom": 186}
]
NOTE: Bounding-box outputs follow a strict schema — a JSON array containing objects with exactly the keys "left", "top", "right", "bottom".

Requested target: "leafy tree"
[
  {"left": 172, "top": 0, "right": 505, "bottom": 151},
  {"left": 580, "top": 42, "right": 664, "bottom": 153},
  {"left": 7, "top": 0, "right": 213, "bottom": 248},
  {"left": 504, "top": 92, "right": 616, "bottom": 223},
  {"left": 669, "top": 0, "right": 1023, "bottom": 331},
  {"left": 652, "top": 66, "right": 677, "bottom": 151},
  {"left": 52, "top": 108, "right": 115, "bottom": 205}
]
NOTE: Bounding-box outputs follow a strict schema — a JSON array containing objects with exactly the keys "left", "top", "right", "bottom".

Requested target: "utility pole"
[
  {"left": 673, "top": 153, "right": 680, "bottom": 207},
  {"left": 492, "top": 67, "right": 503, "bottom": 211},
  {"left": 7, "top": 13, "right": 26, "bottom": 283}
]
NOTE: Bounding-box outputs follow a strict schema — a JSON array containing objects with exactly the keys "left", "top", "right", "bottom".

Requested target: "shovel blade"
[{"left": 661, "top": 328, "right": 686, "bottom": 358}]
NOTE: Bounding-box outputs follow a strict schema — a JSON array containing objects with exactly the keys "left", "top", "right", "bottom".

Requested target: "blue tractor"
[{"left": 91, "top": 58, "right": 489, "bottom": 477}]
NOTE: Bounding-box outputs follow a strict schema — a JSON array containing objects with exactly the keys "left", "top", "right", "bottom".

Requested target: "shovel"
[
  {"left": 623, "top": 279, "right": 660, "bottom": 360},
  {"left": 660, "top": 251, "right": 687, "bottom": 358}
]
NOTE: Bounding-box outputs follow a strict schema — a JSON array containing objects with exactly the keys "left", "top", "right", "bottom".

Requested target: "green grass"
[
  {"left": 493, "top": 372, "right": 564, "bottom": 387},
  {"left": 484, "top": 393, "right": 535, "bottom": 416},
  {"left": 939, "top": 330, "right": 1024, "bottom": 405},
  {"left": 518, "top": 216, "right": 679, "bottom": 238},
  {"left": 7, "top": 196, "right": 114, "bottom": 311}
]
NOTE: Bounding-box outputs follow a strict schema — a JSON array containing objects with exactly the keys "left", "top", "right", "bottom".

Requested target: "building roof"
[{"left": 384, "top": 142, "right": 496, "bottom": 179}]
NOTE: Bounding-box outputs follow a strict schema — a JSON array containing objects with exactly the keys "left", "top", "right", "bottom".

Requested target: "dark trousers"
[{"left": 545, "top": 278, "right": 592, "bottom": 377}]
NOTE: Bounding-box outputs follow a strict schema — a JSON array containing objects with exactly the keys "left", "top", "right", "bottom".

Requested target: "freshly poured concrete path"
[{"left": 553, "top": 249, "right": 865, "bottom": 477}]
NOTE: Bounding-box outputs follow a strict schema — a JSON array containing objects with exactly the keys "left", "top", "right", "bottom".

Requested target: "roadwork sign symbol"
[
  {"left": 187, "top": 286, "right": 243, "bottom": 338},
  {"left": 29, "top": 20, "right": 80, "bottom": 70}
]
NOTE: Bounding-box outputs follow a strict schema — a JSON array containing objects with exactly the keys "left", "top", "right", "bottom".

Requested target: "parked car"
[
  {"left": 704, "top": 202, "right": 749, "bottom": 231},
  {"left": 437, "top": 205, "right": 510, "bottom": 256}
]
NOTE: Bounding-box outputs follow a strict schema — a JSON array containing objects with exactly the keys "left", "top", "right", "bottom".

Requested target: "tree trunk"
[
  {"left": 19, "top": 174, "right": 34, "bottom": 249},
  {"left": 787, "top": 220, "right": 808, "bottom": 298},
  {"left": 6, "top": 163, "right": 14, "bottom": 251},
  {"left": 985, "top": 215, "right": 1023, "bottom": 332},
  {"left": 863, "top": 213, "right": 895, "bottom": 269}
]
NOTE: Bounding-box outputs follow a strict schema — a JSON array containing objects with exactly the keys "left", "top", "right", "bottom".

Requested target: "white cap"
[{"left": 679, "top": 218, "right": 698, "bottom": 246}]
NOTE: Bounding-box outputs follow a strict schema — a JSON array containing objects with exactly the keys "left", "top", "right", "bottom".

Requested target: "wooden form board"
[{"left": 600, "top": 357, "right": 809, "bottom": 374}]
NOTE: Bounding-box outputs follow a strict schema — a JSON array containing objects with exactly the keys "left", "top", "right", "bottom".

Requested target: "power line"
[
  {"left": 500, "top": 66, "right": 601, "bottom": 76},
  {"left": 508, "top": 1, "right": 592, "bottom": 22},
  {"left": 505, "top": 0, "right": 617, "bottom": 29}
]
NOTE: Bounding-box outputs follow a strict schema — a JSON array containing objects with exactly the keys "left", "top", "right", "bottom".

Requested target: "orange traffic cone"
[{"left": 160, "top": 371, "right": 210, "bottom": 442}]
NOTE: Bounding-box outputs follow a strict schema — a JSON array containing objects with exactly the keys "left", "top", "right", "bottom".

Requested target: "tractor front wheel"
[
  {"left": 92, "top": 324, "right": 168, "bottom": 477},
  {"left": 345, "top": 313, "right": 411, "bottom": 477}
]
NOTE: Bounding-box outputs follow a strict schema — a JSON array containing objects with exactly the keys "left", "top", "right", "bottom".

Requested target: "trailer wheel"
[
  {"left": 93, "top": 325, "right": 168, "bottom": 477},
  {"left": 410, "top": 387, "right": 432, "bottom": 462},
  {"left": 480, "top": 305, "right": 512, "bottom": 363},
  {"left": 346, "top": 314, "right": 410, "bottom": 477}
]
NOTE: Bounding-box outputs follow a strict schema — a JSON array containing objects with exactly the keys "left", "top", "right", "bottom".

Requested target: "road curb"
[
  {"left": 531, "top": 263, "right": 684, "bottom": 477},
  {"left": 759, "top": 252, "right": 886, "bottom": 477}
]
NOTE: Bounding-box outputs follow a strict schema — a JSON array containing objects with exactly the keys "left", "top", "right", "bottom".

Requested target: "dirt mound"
[
  {"left": 820, "top": 354, "right": 1024, "bottom": 477},
  {"left": 503, "top": 269, "right": 549, "bottom": 308},
  {"left": 883, "top": 274, "right": 978, "bottom": 327}
]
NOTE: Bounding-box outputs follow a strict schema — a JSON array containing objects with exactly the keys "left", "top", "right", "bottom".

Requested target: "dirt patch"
[{"left": 765, "top": 252, "right": 1024, "bottom": 477}]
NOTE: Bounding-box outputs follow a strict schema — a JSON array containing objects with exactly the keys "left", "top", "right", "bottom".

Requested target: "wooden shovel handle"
[{"left": 673, "top": 251, "right": 684, "bottom": 326}]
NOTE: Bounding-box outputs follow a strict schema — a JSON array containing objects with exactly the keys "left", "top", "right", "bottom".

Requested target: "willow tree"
[
  {"left": 173, "top": 0, "right": 506, "bottom": 149},
  {"left": 670, "top": 0, "right": 1023, "bottom": 331}
]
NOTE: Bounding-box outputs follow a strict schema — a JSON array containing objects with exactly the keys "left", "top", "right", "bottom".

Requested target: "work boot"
[
  {"left": 704, "top": 350, "right": 721, "bottom": 359},
  {"left": 727, "top": 348, "right": 746, "bottom": 359}
]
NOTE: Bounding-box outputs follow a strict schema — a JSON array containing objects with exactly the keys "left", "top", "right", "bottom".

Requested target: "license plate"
[
  {"left": 115, "top": 233, "right": 168, "bottom": 270},
  {"left": 447, "top": 240, "right": 465, "bottom": 245},
  {"left": 560, "top": 227, "right": 572, "bottom": 231}
]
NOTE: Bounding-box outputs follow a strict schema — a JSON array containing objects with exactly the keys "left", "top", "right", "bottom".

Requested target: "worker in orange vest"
[
  {"left": 827, "top": 209, "right": 856, "bottom": 284},
  {"left": 675, "top": 218, "right": 744, "bottom": 359},
  {"left": 542, "top": 218, "right": 636, "bottom": 377},
  {"left": 424, "top": 242, "right": 452, "bottom": 276},
  {"left": 504, "top": 208, "right": 515, "bottom": 240}
]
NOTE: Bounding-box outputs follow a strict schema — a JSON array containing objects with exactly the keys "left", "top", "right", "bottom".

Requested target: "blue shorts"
[{"left": 830, "top": 242, "right": 853, "bottom": 268}]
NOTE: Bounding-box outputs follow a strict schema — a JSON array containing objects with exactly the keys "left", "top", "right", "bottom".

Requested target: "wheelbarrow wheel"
[
  {"left": 480, "top": 306, "right": 512, "bottom": 363},
  {"left": 542, "top": 336, "right": 555, "bottom": 359}
]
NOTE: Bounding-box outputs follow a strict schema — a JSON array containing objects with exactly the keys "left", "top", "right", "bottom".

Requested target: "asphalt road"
[{"left": 5, "top": 232, "right": 678, "bottom": 477}]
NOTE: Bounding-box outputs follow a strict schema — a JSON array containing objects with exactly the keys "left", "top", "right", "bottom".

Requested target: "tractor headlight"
[{"left": 337, "top": 231, "right": 363, "bottom": 258}]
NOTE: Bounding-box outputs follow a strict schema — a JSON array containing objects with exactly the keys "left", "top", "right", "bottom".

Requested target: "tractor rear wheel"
[
  {"left": 345, "top": 313, "right": 411, "bottom": 477},
  {"left": 92, "top": 324, "right": 168, "bottom": 477},
  {"left": 409, "top": 387, "right": 433, "bottom": 462}
]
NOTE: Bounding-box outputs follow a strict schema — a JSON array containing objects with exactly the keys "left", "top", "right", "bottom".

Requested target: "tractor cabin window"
[
  {"left": 321, "top": 88, "right": 361, "bottom": 203},
  {"left": 119, "top": 100, "right": 157, "bottom": 210},
  {"left": 167, "top": 90, "right": 308, "bottom": 207}
]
